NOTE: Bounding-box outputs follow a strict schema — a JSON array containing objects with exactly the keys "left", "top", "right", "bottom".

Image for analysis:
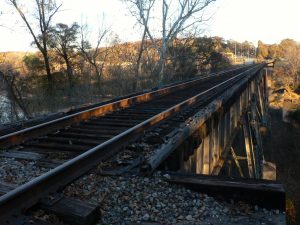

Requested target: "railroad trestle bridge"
[
  {"left": 160, "top": 64, "right": 270, "bottom": 179},
  {"left": 0, "top": 62, "right": 284, "bottom": 224}
]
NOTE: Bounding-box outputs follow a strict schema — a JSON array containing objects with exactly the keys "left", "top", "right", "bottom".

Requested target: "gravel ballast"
[{"left": 62, "top": 171, "right": 286, "bottom": 225}]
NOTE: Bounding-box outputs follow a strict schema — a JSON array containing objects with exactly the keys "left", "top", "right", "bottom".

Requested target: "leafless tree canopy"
[
  {"left": 8, "top": 0, "right": 62, "bottom": 89},
  {"left": 79, "top": 21, "right": 111, "bottom": 91},
  {"left": 125, "top": 0, "right": 215, "bottom": 86}
]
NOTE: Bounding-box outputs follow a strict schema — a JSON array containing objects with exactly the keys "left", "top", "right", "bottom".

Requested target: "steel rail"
[
  {"left": 0, "top": 64, "right": 263, "bottom": 222},
  {"left": 0, "top": 65, "right": 251, "bottom": 148}
]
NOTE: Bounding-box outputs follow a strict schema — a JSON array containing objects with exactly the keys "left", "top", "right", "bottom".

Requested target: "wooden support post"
[
  {"left": 182, "top": 141, "right": 192, "bottom": 173},
  {"left": 250, "top": 96, "right": 264, "bottom": 179},
  {"left": 203, "top": 135, "right": 210, "bottom": 174},
  {"left": 196, "top": 141, "right": 203, "bottom": 174},
  {"left": 247, "top": 112, "right": 257, "bottom": 178},
  {"left": 211, "top": 125, "right": 241, "bottom": 176},
  {"left": 231, "top": 147, "right": 245, "bottom": 178},
  {"left": 219, "top": 112, "right": 225, "bottom": 155},
  {"left": 224, "top": 111, "right": 230, "bottom": 149},
  {"left": 190, "top": 138, "right": 197, "bottom": 173},
  {"left": 229, "top": 103, "right": 235, "bottom": 137},
  {"left": 256, "top": 79, "right": 265, "bottom": 118},
  {"left": 243, "top": 114, "right": 254, "bottom": 178},
  {"left": 209, "top": 118, "right": 215, "bottom": 174},
  {"left": 227, "top": 159, "right": 232, "bottom": 176},
  {"left": 179, "top": 145, "right": 185, "bottom": 172},
  {"left": 213, "top": 117, "right": 220, "bottom": 171}
]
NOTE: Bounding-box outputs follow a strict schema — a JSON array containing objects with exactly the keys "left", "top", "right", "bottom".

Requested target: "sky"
[{"left": 0, "top": 0, "right": 300, "bottom": 52}]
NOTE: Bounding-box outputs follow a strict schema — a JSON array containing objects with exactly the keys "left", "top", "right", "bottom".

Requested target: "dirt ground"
[{"left": 264, "top": 109, "right": 300, "bottom": 225}]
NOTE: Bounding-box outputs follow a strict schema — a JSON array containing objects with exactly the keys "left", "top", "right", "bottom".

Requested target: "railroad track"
[{"left": 0, "top": 64, "right": 264, "bottom": 223}]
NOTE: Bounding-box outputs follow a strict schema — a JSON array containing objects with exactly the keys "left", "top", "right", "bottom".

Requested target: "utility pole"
[
  {"left": 248, "top": 46, "right": 250, "bottom": 60},
  {"left": 241, "top": 43, "right": 243, "bottom": 57},
  {"left": 234, "top": 41, "right": 237, "bottom": 64}
]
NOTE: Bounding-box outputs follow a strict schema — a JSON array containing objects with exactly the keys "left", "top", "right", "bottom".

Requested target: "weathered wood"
[
  {"left": 0, "top": 183, "right": 99, "bottom": 225},
  {"left": 65, "top": 128, "right": 118, "bottom": 136},
  {"left": 0, "top": 150, "right": 44, "bottom": 161},
  {"left": 100, "top": 156, "right": 144, "bottom": 176},
  {"left": 203, "top": 135, "right": 210, "bottom": 174},
  {"left": 144, "top": 65, "right": 263, "bottom": 173},
  {"left": 38, "top": 136, "right": 101, "bottom": 146},
  {"left": 39, "top": 196, "right": 100, "bottom": 225},
  {"left": 250, "top": 97, "right": 264, "bottom": 178},
  {"left": 165, "top": 173, "right": 285, "bottom": 210},
  {"left": 212, "top": 117, "right": 219, "bottom": 171},
  {"left": 208, "top": 118, "right": 215, "bottom": 174},
  {"left": 24, "top": 219, "right": 61, "bottom": 225},
  {"left": 231, "top": 147, "right": 244, "bottom": 177},
  {"left": 196, "top": 141, "right": 203, "bottom": 174},
  {"left": 243, "top": 115, "right": 255, "bottom": 178},
  {"left": 83, "top": 120, "right": 137, "bottom": 127},
  {"left": 36, "top": 159, "right": 66, "bottom": 169},
  {"left": 23, "top": 142, "right": 90, "bottom": 152},
  {"left": 56, "top": 132, "right": 111, "bottom": 140},
  {"left": 0, "top": 182, "right": 16, "bottom": 195},
  {"left": 20, "top": 147, "right": 75, "bottom": 156},
  {"left": 211, "top": 125, "right": 241, "bottom": 176}
]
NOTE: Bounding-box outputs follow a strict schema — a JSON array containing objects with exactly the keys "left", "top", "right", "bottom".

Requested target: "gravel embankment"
[{"left": 62, "top": 171, "right": 286, "bottom": 225}]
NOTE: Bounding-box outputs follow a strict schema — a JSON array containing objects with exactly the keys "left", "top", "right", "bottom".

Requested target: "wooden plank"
[
  {"left": 36, "top": 159, "right": 66, "bottom": 169},
  {"left": 92, "top": 118, "right": 145, "bottom": 123},
  {"left": 39, "top": 197, "right": 100, "bottom": 225},
  {"left": 84, "top": 121, "right": 137, "bottom": 127},
  {"left": 38, "top": 136, "right": 101, "bottom": 146},
  {"left": 23, "top": 142, "right": 90, "bottom": 152},
  {"left": 24, "top": 219, "right": 61, "bottom": 225},
  {"left": 79, "top": 121, "right": 134, "bottom": 131},
  {"left": 55, "top": 132, "right": 111, "bottom": 140},
  {"left": 0, "top": 151, "right": 44, "bottom": 161},
  {"left": 0, "top": 182, "right": 16, "bottom": 195},
  {"left": 165, "top": 173, "right": 285, "bottom": 210},
  {"left": 0, "top": 183, "right": 99, "bottom": 225},
  {"left": 66, "top": 128, "right": 118, "bottom": 136},
  {"left": 20, "top": 147, "right": 75, "bottom": 156}
]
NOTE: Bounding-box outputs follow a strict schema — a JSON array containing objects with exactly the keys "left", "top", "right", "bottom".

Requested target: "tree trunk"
[
  {"left": 42, "top": 51, "right": 53, "bottom": 92},
  {"left": 65, "top": 58, "right": 74, "bottom": 89},
  {"left": 94, "top": 65, "right": 102, "bottom": 93},
  {"left": 135, "top": 28, "right": 147, "bottom": 91},
  {"left": 158, "top": 48, "right": 166, "bottom": 87},
  {"left": 0, "top": 71, "right": 29, "bottom": 119}
]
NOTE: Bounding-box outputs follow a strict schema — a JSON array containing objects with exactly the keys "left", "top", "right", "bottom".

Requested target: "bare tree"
[
  {"left": 8, "top": 0, "right": 62, "bottom": 90},
  {"left": 0, "top": 67, "right": 29, "bottom": 119},
  {"left": 79, "top": 22, "right": 110, "bottom": 92},
  {"left": 125, "top": 0, "right": 215, "bottom": 86},
  {"left": 123, "top": 0, "right": 154, "bottom": 90}
]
